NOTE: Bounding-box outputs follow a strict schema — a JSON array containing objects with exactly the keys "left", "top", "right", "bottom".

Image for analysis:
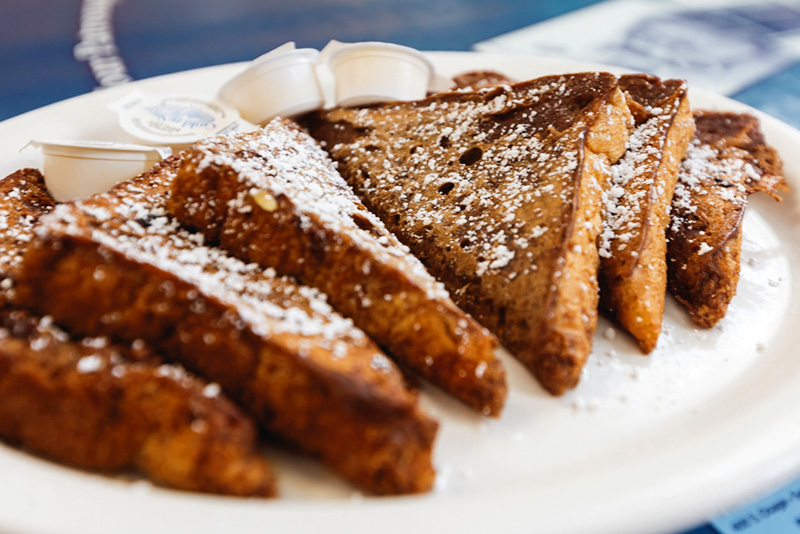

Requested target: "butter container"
[
  {"left": 327, "top": 41, "right": 434, "bottom": 107},
  {"left": 28, "top": 140, "right": 171, "bottom": 201},
  {"left": 218, "top": 42, "right": 324, "bottom": 124},
  {"left": 110, "top": 91, "right": 256, "bottom": 150}
]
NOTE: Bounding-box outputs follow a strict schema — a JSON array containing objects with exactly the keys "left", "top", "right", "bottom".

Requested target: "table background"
[
  {"left": 2, "top": 0, "right": 602, "bottom": 122},
  {"left": 2, "top": 1, "right": 799, "bottom": 533}
]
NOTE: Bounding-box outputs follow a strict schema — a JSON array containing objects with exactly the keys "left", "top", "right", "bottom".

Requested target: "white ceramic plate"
[{"left": 1, "top": 52, "right": 799, "bottom": 534}]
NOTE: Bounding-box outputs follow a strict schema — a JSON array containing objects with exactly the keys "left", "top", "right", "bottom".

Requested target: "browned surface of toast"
[
  {"left": 0, "top": 168, "right": 55, "bottom": 305},
  {"left": 0, "top": 167, "right": 276, "bottom": 497},
  {"left": 167, "top": 118, "right": 506, "bottom": 416},
  {"left": 668, "top": 111, "right": 788, "bottom": 327},
  {"left": 598, "top": 75, "right": 694, "bottom": 353},
  {"left": 451, "top": 71, "right": 516, "bottom": 91},
  {"left": 0, "top": 309, "right": 276, "bottom": 497},
  {"left": 305, "top": 72, "right": 631, "bottom": 395},
  {"left": 15, "top": 160, "right": 438, "bottom": 495}
]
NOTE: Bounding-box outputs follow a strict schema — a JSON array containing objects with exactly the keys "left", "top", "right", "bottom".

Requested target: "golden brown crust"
[
  {"left": 305, "top": 72, "right": 631, "bottom": 395},
  {"left": 0, "top": 166, "right": 277, "bottom": 497},
  {"left": 167, "top": 119, "right": 506, "bottom": 416},
  {"left": 16, "top": 162, "right": 438, "bottom": 495},
  {"left": 693, "top": 111, "right": 788, "bottom": 199},
  {"left": 667, "top": 111, "right": 788, "bottom": 327},
  {"left": 0, "top": 168, "right": 55, "bottom": 306},
  {"left": 598, "top": 75, "right": 694, "bottom": 353},
  {"left": 450, "top": 71, "right": 517, "bottom": 91},
  {"left": 0, "top": 309, "right": 276, "bottom": 497}
]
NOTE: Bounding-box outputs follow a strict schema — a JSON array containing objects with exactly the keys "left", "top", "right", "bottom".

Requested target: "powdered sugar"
[
  {"left": 76, "top": 354, "right": 104, "bottom": 373},
  {"left": 187, "top": 120, "right": 449, "bottom": 302},
  {"left": 36, "top": 163, "right": 374, "bottom": 353},
  {"left": 322, "top": 76, "right": 604, "bottom": 282},
  {"left": 0, "top": 171, "right": 54, "bottom": 300},
  {"left": 600, "top": 112, "right": 670, "bottom": 259},
  {"left": 670, "top": 138, "right": 749, "bottom": 238}
]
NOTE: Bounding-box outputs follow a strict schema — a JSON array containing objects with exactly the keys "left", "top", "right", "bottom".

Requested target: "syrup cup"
[
  {"left": 28, "top": 140, "right": 171, "bottom": 201},
  {"left": 218, "top": 42, "right": 324, "bottom": 124},
  {"left": 327, "top": 41, "right": 434, "bottom": 107}
]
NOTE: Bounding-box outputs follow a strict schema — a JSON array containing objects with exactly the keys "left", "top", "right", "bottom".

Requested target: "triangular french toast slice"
[
  {"left": 167, "top": 118, "right": 506, "bottom": 416},
  {"left": 668, "top": 111, "right": 788, "bottom": 327},
  {"left": 0, "top": 168, "right": 276, "bottom": 497},
  {"left": 305, "top": 72, "right": 631, "bottom": 395},
  {"left": 598, "top": 74, "right": 694, "bottom": 353},
  {"left": 15, "top": 161, "right": 438, "bottom": 495}
]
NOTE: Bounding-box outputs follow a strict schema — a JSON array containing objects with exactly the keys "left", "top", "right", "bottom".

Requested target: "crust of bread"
[
  {"left": 0, "top": 168, "right": 55, "bottom": 306},
  {"left": 667, "top": 111, "right": 788, "bottom": 327},
  {"left": 598, "top": 75, "right": 694, "bottom": 352},
  {"left": 450, "top": 71, "right": 516, "bottom": 91}
]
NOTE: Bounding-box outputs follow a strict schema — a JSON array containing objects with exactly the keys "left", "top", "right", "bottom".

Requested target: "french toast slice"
[
  {"left": 305, "top": 72, "right": 632, "bottom": 395},
  {"left": 598, "top": 74, "right": 694, "bottom": 353},
  {"left": 668, "top": 111, "right": 788, "bottom": 327},
  {"left": 0, "top": 310, "right": 276, "bottom": 497},
  {"left": 0, "top": 168, "right": 55, "bottom": 306},
  {"left": 15, "top": 160, "right": 438, "bottom": 495},
  {"left": 167, "top": 118, "right": 506, "bottom": 416},
  {"left": 0, "top": 168, "right": 276, "bottom": 497}
]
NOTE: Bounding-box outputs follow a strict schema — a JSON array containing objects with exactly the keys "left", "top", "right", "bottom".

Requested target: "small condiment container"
[
  {"left": 217, "top": 42, "right": 325, "bottom": 124},
  {"left": 110, "top": 91, "right": 256, "bottom": 150},
  {"left": 327, "top": 41, "right": 434, "bottom": 107},
  {"left": 27, "top": 140, "right": 171, "bottom": 202}
]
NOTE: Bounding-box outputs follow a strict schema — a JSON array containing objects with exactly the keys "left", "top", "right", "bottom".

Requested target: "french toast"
[
  {"left": 305, "top": 72, "right": 632, "bottom": 395},
  {"left": 668, "top": 111, "right": 788, "bottom": 327},
  {"left": 167, "top": 118, "right": 506, "bottom": 416},
  {"left": 0, "top": 309, "right": 276, "bottom": 497},
  {"left": 450, "top": 71, "right": 516, "bottom": 91},
  {"left": 16, "top": 160, "right": 438, "bottom": 495},
  {"left": 598, "top": 74, "right": 694, "bottom": 353},
  {"left": 0, "top": 168, "right": 276, "bottom": 497},
  {"left": 0, "top": 168, "right": 55, "bottom": 305}
]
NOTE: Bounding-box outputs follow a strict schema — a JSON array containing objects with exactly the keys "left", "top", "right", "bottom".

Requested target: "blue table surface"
[{"left": 0, "top": 1, "right": 797, "bottom": 533}]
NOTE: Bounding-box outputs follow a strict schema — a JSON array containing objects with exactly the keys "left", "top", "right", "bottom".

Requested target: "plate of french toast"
[{"left": 0, "top": 51, "right": 799, "bottom": 534}]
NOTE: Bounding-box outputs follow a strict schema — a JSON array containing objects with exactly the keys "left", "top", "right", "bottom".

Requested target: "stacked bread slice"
[
  {"left": 0, "top": 168, "right": 276, "bottom": 497},
  {"left": 15, "top": 160, "right": 438, "bottom": 495},
  {"left": 306, "top": 70, "right": 787, "bottom": 394},
  {"left": 166, "top": 119, "right": 507, "bottom": 416},
  {"left": 598, "top": 74, "right": 694, "bottom": 353},
  {"left": 668, "top": 111, "right": 789, "bottom": 327},
  {"left": 306, "top": 72, "right": 634, "bottom": 395}
]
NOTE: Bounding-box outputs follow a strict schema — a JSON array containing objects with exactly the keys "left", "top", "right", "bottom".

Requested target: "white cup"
[
  {"left": 28, "top": 140, "right": 171, "bottom": 202},
  {"left": 218, "top": 42, "right": 325, "bottom": 124},
  {"left": 328, "top": 42, "right": 434, "bottom": 107}
]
